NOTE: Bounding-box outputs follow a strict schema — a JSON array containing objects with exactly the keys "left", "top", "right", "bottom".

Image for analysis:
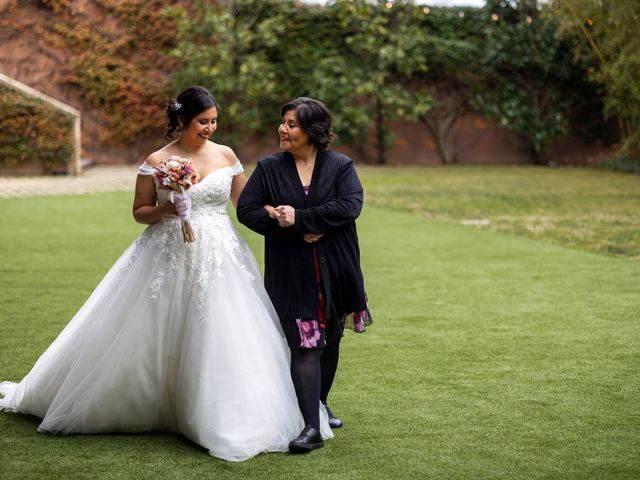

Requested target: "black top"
[{"left": 237, "top": 150, "right": 367, "bottom": 320}]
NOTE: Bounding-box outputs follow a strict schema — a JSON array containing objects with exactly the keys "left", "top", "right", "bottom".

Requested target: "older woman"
[{"left": 237, "top": 97, "right": 371, "bottom": 453}]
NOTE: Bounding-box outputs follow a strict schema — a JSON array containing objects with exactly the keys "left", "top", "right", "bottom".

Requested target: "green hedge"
[
  {"left": 593, "top": 156, "right": 640, "bottom": 174},
  {"left": 0, "top": 83, "right": 75, "bottom": 172}
]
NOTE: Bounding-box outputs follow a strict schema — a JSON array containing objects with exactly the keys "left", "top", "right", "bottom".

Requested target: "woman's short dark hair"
[
  {"left": 165, "top": 86, "right": 220, "bottom": 140},
  {"left": 280, "top": 97, "right": 335, "bottom": 150}
]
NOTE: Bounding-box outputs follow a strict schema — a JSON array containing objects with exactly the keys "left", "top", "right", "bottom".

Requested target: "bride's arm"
[
  {"left": 222, "top": 145, "right": 247, "bottom": 209},
  {"left": 230, "top": 173, "right": 247, "bottom": 209},
  {"left": 132, "top": 175, "right": 177, "bottom": 225}
]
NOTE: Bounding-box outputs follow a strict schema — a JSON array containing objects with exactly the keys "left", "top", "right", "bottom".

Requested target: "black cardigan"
[{"left": 237, "top": 150, "right": 367, "bottom": 320}]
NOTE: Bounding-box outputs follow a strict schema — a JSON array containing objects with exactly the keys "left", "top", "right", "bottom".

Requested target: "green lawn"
[
  {"left": 0, "top": 182, "right": 639, "bottom": 479},
  {"left": 358, "top": 166, "right": 640, "bottom": 259}
]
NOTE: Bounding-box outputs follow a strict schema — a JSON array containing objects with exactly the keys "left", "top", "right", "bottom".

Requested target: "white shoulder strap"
[
  {"left": 230, "top": 159, "right": 244, "bottom": 176},
  {"left": 137, "top": 161, "right": 155, "bottom": 176}
]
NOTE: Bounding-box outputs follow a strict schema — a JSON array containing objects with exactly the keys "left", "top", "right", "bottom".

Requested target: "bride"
[{"left": 0, "top": 86, "right": 331, "bottom": 461}]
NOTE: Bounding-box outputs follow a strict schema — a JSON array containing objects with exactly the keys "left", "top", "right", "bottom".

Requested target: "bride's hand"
[
  {"left": 155, "top": 201, "right": 178, "bottom": 218},
  {"left": 275, "top": 205, "right": 295, "bottom": 227},
  {"left": 264, "top": 205, "right": 278, "bottom": 219}
]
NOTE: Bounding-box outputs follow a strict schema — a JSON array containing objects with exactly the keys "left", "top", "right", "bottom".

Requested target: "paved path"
[{"left": 0, "top": 166, "right": 139, "bottom": 198}]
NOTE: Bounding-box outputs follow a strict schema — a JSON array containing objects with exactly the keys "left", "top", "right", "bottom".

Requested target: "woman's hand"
[
  {"left": 303, "top": 233, "right": 324, "bottom": 243},
  {"left": 275, "top": 205, "right": 295, "bottom": 227}
]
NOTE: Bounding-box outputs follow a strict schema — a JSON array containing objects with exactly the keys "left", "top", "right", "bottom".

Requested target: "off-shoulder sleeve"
[
  {"left": 137, "top": 161, "right": 155, "bottom": 176},
  {"left": 231, "top": 160, "right": 244, "bottom": 176}
]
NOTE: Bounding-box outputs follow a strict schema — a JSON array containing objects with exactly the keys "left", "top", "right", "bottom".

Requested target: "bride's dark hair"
[{"left": 165, "top": 86, "right": 220, "bottom": 140}]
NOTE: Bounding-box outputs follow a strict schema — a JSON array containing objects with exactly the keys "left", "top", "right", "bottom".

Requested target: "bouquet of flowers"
[{"left": 155, "top": 155, "right": 199, "bottom": 242}]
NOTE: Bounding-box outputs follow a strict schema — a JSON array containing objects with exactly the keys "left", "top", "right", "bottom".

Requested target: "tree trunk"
[
  {"left": 375, "top": 97, "right": 386, "bottom": 165},
  {"left": 424, "top": 111, "right": 459, "bottom": 164},
  {"left": 422, "top": 88, "right": 466, "bottom": 164}
]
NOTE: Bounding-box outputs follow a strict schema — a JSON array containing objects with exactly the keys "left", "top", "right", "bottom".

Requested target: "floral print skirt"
[
  {"left": 281, "top": 250, "right": 373, "bottom": 350},
  {"left": 281, "top": 309, "right": 372, "bottom": 350}
]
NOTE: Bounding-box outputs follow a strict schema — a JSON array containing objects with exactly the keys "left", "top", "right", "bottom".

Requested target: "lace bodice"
[
  {"left": 129, "top": 159, "right": 253, "bottom": 317},
  {"left": 137, "top": 160, "right": 244, "bottom": 216}
]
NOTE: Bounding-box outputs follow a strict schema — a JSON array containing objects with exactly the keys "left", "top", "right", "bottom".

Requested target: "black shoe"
[
  {"left": 325, "top": 404, "right": 343, "bottom": 429},
  {"left": 288, "top": 425, "right": 324, "bottom": 454}
]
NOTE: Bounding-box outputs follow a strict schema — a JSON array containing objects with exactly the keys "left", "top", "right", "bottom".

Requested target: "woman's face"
[
  {"left": 182, "top": 106, "right": 218, "bottom": 145},
  {"left": 278, "top": 109, "right": 311, "bottom": 153}
]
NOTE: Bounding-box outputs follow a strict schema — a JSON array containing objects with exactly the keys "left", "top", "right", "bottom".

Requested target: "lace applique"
[
  {"left": 116, "top": 230, "right": 152, "bottom": 287},
  {"left": 149, "top": 220, "right": 184, "bottom": 302},
  {"left": 141, "top": 166, "right": 254, "bottom": 321},
  {"left": 192, "top": 215, "right": 255, "bottom": 321}
]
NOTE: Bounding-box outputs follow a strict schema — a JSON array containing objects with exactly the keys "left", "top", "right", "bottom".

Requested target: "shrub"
[
  {"left": 593, "top": 156, "right": 640, "bottom": 174},
  {"left": 0, "top": 84, "right": 75, "bottom": 172}
]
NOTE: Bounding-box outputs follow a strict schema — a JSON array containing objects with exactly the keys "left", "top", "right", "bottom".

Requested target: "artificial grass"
[
  {"left": 358, "top": 165, "right": 640, "bottom": 259},
  {"left": 0, "top": 191, "right": 639, "bottom": 479}
]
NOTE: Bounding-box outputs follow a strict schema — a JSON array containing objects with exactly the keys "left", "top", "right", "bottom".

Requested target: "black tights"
[
  {"left": 289, "top": 325, "right": 342, "bottom": 430},
  {"left": 320, "top": 328, "right": 341, "bottom": 405},
  {"left": 290, "top": 348, "right": 323, "bottom": 430}
]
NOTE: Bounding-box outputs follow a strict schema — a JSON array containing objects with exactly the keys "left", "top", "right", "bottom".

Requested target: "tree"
[
  {"left": 167, "top": 0, "right": 608, "bottom": 166},
  {"left": 473, "top": 0, "right": 595, "bottom": 163},
  {"left": 324, "top": 1, "right": 432, "bottom": 164},
  {"left": 167, "top": 0, "right": 284, "bottom": 148},
  {"left": 553, "top": 0, "right": 640, "bottom": 157},
  {"left": 418, "top": 6, "right": 484, "bottom": 164},
  {"left": 168, "top": 0, "right": 432, "bottom": 164}
]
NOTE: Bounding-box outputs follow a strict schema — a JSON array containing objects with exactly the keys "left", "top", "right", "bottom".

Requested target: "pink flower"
[
  {"left": 154, "top": 156, "right": 200, "bottom": 193},
  {"left": 296, "top": 319, "right": 321, "bottom": 348}
]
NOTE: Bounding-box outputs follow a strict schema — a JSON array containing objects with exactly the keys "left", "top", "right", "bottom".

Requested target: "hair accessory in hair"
[{"left": 171, "top": 101, "right": 182, "bottom": 111}]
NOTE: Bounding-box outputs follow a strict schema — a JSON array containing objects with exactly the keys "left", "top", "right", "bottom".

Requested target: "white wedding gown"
[{"left": 0, "top": 160, "right": 332, "bottom": 461}]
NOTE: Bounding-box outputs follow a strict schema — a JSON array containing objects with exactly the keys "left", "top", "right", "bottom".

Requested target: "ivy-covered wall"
[
  {"left": 0, "top": 0, "right": 181, "bottom": 166},
  {"left": 0, "top": 83, "right": 75, "bottom": 172}
]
